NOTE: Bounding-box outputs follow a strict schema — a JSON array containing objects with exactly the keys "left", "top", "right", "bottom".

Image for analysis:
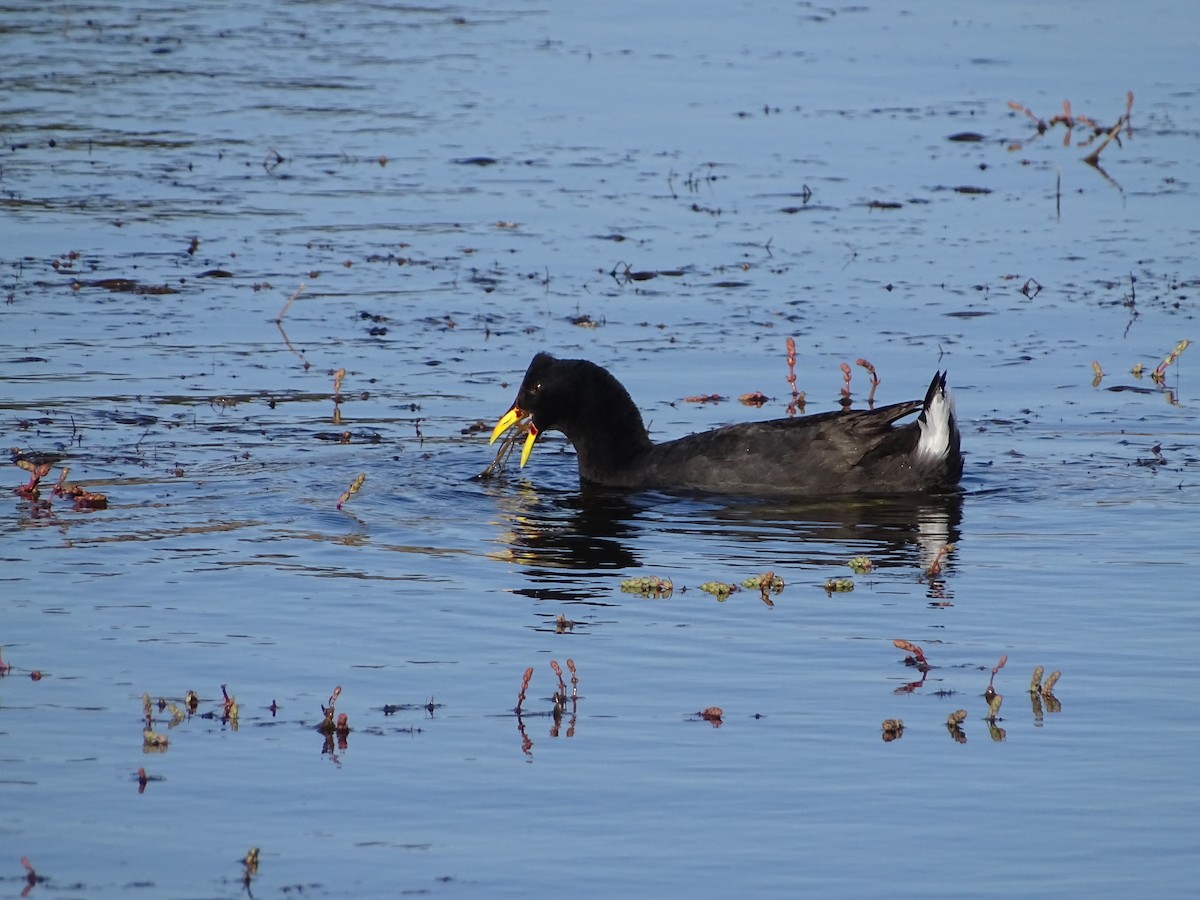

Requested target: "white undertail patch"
[{"left": 916, "top": 379, "right": 955, "bottom": 462}]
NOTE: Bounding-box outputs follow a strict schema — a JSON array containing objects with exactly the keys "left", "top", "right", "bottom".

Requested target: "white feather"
[{"left": 916, "top": 383, "right": 955, "bottom": 461}]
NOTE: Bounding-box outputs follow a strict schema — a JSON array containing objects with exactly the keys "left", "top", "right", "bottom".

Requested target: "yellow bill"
[
  {"left": 490, "top": 406, "right": 524, "bottom": 444},
  {"left": 517, "top": 426, "right": 539, "bottom": 467},
  {"left": 490, "top": 405, "right": 540, "bottom": 468}
]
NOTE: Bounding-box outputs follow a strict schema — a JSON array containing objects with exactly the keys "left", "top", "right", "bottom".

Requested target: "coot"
[{"left": 491, "top": 353, "right": 963, "bottom": 497}]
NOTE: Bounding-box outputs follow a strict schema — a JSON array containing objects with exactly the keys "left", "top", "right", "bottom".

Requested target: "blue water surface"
[{"left": 2, "top": 1, "right": 1198, "bottom": 897}]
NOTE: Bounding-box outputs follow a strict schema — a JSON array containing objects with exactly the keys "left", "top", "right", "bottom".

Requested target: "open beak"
[{"left": 490, "top": 405, "right": 540, "bottom": 468}]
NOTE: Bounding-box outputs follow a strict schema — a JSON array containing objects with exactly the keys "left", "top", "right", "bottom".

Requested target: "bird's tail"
[{"left": 915, "top": 372, "right": 961, "bottom": 473}]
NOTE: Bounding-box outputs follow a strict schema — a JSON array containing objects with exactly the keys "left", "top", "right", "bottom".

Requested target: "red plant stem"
[
  {"left": 550, "top": 660, "right": 565, "bottom": 694},
  {"left": 785, "top": 337, "right": 798, "bottom": 397}
]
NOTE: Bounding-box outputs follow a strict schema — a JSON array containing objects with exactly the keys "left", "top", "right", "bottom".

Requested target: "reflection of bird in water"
[{"left": 485, "top": 477, "right": 964, "bottom": 597}]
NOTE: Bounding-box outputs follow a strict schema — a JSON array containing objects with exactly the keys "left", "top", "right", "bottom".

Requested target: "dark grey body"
[{"left": 510, "top": 353, "right": 964, "bottom": 498}]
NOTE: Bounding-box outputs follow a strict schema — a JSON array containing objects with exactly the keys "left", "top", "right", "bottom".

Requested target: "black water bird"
[{"left": 491, "top": 353, "right": 963, "bottom": 498}]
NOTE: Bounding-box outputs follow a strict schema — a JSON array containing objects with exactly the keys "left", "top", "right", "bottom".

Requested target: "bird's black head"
[
  {"left": 514, "top": 352, "right": 573, "bottom": 434},
  {"left": 505, "top": 353, "right": 652, "bottom": 476}
]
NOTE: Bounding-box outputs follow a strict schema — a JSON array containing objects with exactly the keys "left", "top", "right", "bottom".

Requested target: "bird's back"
[{"left": 590, "top": 379, "right": 959, "bottom": 497}]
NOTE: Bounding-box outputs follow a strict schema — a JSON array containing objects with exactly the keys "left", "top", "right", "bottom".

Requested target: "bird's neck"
[{"left": 566, "top": 378, "right": 653, "bottom": 481}]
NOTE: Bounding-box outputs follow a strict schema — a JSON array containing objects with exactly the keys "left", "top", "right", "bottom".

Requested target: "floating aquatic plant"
[
  {"left": 700, "top": 581, "right": 737, "bottom": 600},
  {"left": 515, "top": 666, "right": 534, "bottom": 714},
  {"left": 620, "top": 575, "right": 674, "bottom": 598},
  {"left": 1152, "top": 338, "right": 1189, "bottom": 384},
  {"left": 337, "top": 472, "right": 366, "bottom": 509},
  {"left": 848, "top": 556, "right": 874, "bottom": 575},
  {"left": 221, "top": 683, "right": 240, "bottom": 725},
  {"left": 893, "top": 638, "right": 928, "bottom": 669},
  {"left": 784, "top": 337, "right": 806, "bottom": 416},
  {"left": 243, "top": 846, "right": 260, "bottom": 892},
  {"left": 52, "top": 466, "right": 108, "bottom": 509},
  {"left": 1029, "top": 665, "right": 1045, "bottom": 693},
  {"left": 1007, "top": 92, "right": 1134, "bottom": 164},
  {"left": 857, "top": 358, "right": 881, "bottom": 405},
  {"left": 478, "top": 410, "right": 533, "bottom": 480},
  {"left": 946, "top": 709, "right": 969, "bottom": 744},
  {"left": 985, "top": 687, "right": 1004, "bottom": 721},
  {"left": 742, "top": 571, "right": 784, "bottom": 605},
  {"left": 925, "top": 543, "right": 954, "bottom": 577}
]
